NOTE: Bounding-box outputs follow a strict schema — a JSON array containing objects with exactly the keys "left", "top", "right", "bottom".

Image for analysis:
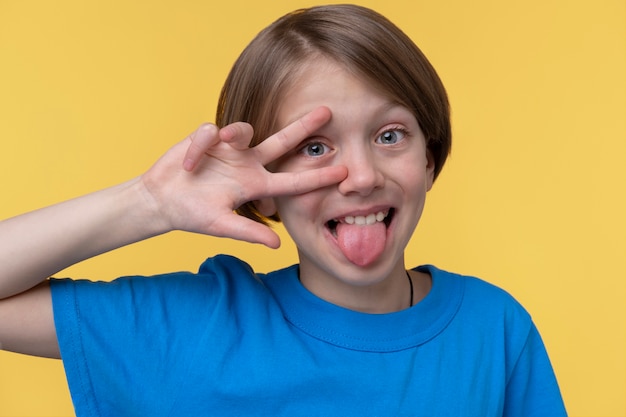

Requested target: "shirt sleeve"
[
  {"left": 50, "top": 271, "right": 225, "bottom": 417},
  {"left": 503, "top": 323, "right": 568, "bottom": 417}
]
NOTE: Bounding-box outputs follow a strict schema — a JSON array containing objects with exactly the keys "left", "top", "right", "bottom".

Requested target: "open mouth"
[{"left": 326, "top": 208, "right": 395, "bottom": 237}]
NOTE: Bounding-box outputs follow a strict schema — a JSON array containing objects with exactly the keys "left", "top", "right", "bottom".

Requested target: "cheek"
[
  {"left": 275, "top": 192, "right": 320, "bottom": 225},
  {"left": 392, "top": 154, "right": 430, "bottom": 189},
  {"left": 275, "top": 187, "right": 337, "bottom": 247}
]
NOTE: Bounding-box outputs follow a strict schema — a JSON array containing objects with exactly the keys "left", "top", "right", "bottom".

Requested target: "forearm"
[
  {"left": 0, "top": 110, "right": 347, "bottom": 299},
  {"left": 0, "top": 177, "right": 167, "bottom": 299}
]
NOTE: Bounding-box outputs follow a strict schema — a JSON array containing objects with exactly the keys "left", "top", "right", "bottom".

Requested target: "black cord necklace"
[{"left": 406, "top": 271, "right": 414, "bottom": 307}]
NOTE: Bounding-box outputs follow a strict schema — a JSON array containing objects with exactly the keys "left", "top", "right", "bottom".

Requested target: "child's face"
[{"left": 267, "top": 58, "right": 435, "bottom": 297}]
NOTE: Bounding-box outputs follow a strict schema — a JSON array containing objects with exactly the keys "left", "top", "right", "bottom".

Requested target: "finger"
[
  {"left": 208, "top": 212, "right": 281, "bottom": 249},
  {"left": 265, "top": 165, "right": 348, "bottom": 197},
  {"left": 182, "top": 123, "right": 220, "bottom": 171},
  {"left": 254, "top": 106, "right": 332, "bottom": 165},
  {"left": 218, "top": 122, "right": 254, "bottom": 151}
]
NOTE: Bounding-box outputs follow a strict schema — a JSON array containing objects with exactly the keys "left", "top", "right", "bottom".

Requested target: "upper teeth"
[{"left": 343, "top": 211, "right": 387, "bottom": 226}]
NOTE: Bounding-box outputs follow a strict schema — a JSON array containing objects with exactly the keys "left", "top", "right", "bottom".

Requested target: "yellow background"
[{"left": 0, "top": 0, "right": 624, "bottom": 416}]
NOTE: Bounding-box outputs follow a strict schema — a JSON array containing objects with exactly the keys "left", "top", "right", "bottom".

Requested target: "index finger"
[{"left": 253, "top": 106, "right": 332, "bottom": 165}]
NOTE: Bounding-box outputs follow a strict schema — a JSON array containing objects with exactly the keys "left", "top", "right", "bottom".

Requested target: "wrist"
[{"left": 120, "top": 177, "right": 173, "bottom": 239}]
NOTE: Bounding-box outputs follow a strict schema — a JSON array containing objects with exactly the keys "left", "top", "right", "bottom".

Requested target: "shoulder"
[
  {"left": 418, "top": 266, "right": 567, "bottom": 414},
  {"left": 418, "top": 265, "right": 533, "bottom": 331},
  {"left": 419, "top": 265, "right": 537, "bottom": 364},
  {"left": 47, "top": 256, "right": 286, "bottom": 415},
  {"left": 49, "top": 255, "right": 269, "bottom": 321},
  {"left": 48, "top": 255, "right": 281, "bottom": 366},
  {"left": 421, "top": 265, "right": 529, "bottom": 308},
  {"left": 53, "top": 254, "right": 259, "bottom": 290}
]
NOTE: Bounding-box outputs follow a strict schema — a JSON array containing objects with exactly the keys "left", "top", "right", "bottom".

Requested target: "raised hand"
[{"left": 141, "top": 106, "right": 347, "bottom": 248}]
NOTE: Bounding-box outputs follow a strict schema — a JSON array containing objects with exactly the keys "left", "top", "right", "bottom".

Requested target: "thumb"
[{"left": 205, "top": 212, "right": 282, "bottom": 249}]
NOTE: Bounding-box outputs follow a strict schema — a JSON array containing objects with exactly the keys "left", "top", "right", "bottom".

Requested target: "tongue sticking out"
[{"left": 335, "top": 221, "right": 387, "bottom": 266}]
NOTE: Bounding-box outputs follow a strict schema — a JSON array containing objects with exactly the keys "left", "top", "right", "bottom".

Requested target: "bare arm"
[
  {"left": 0, "top": 282, "right": 59, "bottom": 358},
  {"left": 0, "top": 178, "right": 162, "bottom": 358},
  {"left": 0, "top": 178, "right": 163, "bottom": 300},
  {"left": 0, "top": 106, "right": 347, "bottom": 357}
]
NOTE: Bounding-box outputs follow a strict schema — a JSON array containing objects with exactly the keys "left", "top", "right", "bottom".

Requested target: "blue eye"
[
  {"left": 301, "top": 141, "right": 330, "bottom": 157},
  {"left": 377, "top": 129, "right": 406, "bottom": 145}
]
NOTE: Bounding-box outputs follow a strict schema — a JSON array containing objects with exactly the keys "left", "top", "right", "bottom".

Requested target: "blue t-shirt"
[{"left": 50, "top": 255, "right": 567, "bottom": 416}]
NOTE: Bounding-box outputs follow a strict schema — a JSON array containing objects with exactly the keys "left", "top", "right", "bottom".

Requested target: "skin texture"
[
  {"left": 266, "top": 59, "right": 435, "bottom": 313},
  {"left": 0, "top": 59, "right": 436, "bottom": 357},
  {"left": 0, "top": 108, "right": 347, "bottom": 357}
]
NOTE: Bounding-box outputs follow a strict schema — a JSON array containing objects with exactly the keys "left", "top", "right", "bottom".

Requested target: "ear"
[
  {"left": 254, "top": 198, "right": 278, "bottom": 218},
  {"left": 425, "top": 149, "right": 436, "bottom": 191}
]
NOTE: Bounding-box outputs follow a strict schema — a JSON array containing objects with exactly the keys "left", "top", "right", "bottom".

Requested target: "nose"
[{"left": 336, "top": 149, "right": 384, "bottom": 196}]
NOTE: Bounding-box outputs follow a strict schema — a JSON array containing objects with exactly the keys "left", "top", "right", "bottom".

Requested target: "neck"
[{"left": 298, "top": 263, "right": 428, "bottom": 313}]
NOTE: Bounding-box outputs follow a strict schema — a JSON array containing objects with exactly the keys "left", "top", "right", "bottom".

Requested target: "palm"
[{"left": 141, "top": 107, "right": 346, "bottom": 248}]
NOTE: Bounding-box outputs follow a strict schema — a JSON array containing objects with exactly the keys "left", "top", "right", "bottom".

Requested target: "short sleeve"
[
  {"left": 49, "top": 256, "right": 263, "bottom": 417},
  {"left": 503, "top": 323, "right": 568, "bottom": 416}
]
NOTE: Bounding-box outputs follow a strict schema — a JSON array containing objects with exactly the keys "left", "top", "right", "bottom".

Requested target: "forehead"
[{"left": 275, "top": 58, "right": 403, "bottom": 129}]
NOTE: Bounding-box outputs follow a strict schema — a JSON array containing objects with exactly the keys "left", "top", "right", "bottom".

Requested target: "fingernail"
[{"left": 183, "top": 159, "right": 195, "bottom": 171}]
